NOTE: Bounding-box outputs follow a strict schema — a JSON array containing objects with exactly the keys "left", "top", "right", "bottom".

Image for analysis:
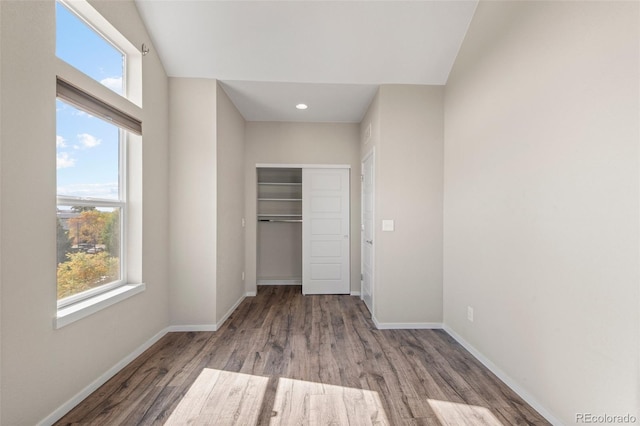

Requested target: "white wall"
[
  {"left": 444, "top": 1, "right": 639, "bottom": 423},
  {"left": 216, "top": 84, "right": 246, "bottom": 322},
  {"left": 0, "top": 1, "right": 171, "bottom": 424},
  {"left": 360, "top": 85, "right": 444, "bottom": 326},
  {"left": 169, "top": 78, "right": 218, "bottom": 327},
  {"left": 244, "top": 122, "right": 361, "bottom": 294}
]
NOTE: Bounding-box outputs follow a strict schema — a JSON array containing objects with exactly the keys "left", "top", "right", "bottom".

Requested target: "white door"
[
  {"left": 302, "top": 168, "right": 350, "bottom": 294},
  {"left": 361, "top": 151, "right": 374, "bottom": 313}
]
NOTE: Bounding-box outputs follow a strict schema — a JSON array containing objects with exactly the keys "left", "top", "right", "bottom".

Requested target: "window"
[
  {"left": 56, "top": 99, "right": 126, "bottom": 304},
  {"left": 55, "top": 0, "right": 142, "bottom": 314},
  {"left": 56, "top": 1, "right": 124, "bottom": 95}
]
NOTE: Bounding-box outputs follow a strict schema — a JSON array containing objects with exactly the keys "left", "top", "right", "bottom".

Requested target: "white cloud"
[
  {"left": 77, "top": 133, "right": 101, "bottom": 149},
  {"left": 57, "top": 182, "right": 119, "bottom": 200},
  {"left": 72, "top": 109, "right": 93, "bottom": 118},
  {"left": 56, "top": 135, "right": 67, "bottom": 148},
  {"left": 100, "top": 76, "right": 123, "bottom": 94},
  {"left": 56, "top": 152, "right": 75, "bottom": 169}
]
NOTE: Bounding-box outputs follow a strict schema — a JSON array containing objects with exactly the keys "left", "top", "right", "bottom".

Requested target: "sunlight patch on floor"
[
  {"left": 271, "top": 377, "right": 390, "bottom": 425},
  {"left": 428, "top": 399, "right": 503, "bottom": 425},
  {"left": 165, "top": 368, "right": 269, "bottom": 425},
  {"left": 166, "top": 368, "right": 391, "bottom": 425}
]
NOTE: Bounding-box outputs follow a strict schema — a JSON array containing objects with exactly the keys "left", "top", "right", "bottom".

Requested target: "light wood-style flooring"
[{"left": 56, "top": 286, "right": 549, "bottom": 425}]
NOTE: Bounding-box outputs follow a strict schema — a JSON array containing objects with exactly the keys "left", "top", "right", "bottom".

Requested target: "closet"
[
  {"left": 257, "top": 167, "right": 303, "bottom": 286},
  {"left": 256, "top": 166, "right": 350, "bottom": 295}
]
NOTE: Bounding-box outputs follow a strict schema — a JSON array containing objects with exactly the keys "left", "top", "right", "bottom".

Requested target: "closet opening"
[
  {"left": 255, "top": 165, "right": 351, "bottom": 295},
  {"left": 256, "top": 167, "right": 303, "bottom": 288}
]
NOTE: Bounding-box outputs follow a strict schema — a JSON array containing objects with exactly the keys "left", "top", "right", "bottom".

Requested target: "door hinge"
[
  {"left": 361, "top": 174, "right": 364, "bottom": 182},
  {"left": 361, "top": 273, "right": 363, "bottom": 281}
]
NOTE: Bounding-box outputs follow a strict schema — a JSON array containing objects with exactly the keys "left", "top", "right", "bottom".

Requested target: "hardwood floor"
[{"left": 55, "top": 286, "right": 549, "bottom": 425}]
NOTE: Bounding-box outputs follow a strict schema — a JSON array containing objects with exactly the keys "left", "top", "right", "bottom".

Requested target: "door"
[
  {"left": 302, "top": 168, "right": 350, "bottom": 294},
  {"left": 361, "top": 151, "right": 374, "bottom": 313}
]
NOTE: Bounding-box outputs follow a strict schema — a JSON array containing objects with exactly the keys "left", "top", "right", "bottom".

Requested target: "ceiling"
[{"left": 134, "top": 0, "right": 478, "bottom": 123}]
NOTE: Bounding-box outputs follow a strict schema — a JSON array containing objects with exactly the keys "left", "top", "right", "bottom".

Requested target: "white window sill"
[{"left": 55, "top": 283, "right": 145, "bottom": 329}]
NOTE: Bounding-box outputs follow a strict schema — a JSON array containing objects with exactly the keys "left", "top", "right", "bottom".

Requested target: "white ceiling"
[{"left": 135, "top": 0, "right": 478, "bottom": 123}]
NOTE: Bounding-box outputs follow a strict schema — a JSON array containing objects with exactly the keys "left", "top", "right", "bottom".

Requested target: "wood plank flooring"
[{"left": 55, "top": 286, "right": 550, "bottom": 425}]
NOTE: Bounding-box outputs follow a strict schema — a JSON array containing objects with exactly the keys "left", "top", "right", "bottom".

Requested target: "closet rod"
[{"left": 258, "top": 219, "right": 303, "bottom": 223}]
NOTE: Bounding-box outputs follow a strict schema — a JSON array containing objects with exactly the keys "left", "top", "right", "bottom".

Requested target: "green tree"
[
  {"left": 102, "top": 210, "right": 120, "bottom": 257},
  {"left": 56, "top": 218, "right": 72, "bottom": 265},
  {"left": 57, "top": 252, "right": 119, "bottom": 299}
]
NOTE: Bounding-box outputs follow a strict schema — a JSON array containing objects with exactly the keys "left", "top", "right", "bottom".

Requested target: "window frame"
[
  {"left": 56, "top": 126, "right": 128, "bottom": 309},
  {"left": 54, "top": 0, "right": 143, "bottom": 318},
  {"left": 56, "top": 0, "right": 127, "bottom": 98}
]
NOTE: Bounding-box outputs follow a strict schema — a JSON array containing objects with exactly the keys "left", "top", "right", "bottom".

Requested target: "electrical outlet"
[
  {"left": 467, "top": 306, "right": 474, "bottom": 322},
  {"left": 241, "top": 218, "right": 246, "bottom": 228},
  {"left": 242, "top": 271, "right": 245, "bottom": 281}
]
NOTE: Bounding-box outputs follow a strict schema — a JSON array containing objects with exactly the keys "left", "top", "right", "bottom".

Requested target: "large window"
[
  {"left": 55, "top": 0, "right": 141, "bottom": 308},
  {"left": 56, "top": 101, "right": 125, "bottom": 303}
]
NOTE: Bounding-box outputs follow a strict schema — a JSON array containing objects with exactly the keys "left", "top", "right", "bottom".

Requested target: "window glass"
[
  {"left": 56, "top": 1, "right": 124, "bottom": 95},
  {"left": 56, "top": 206, "right": 122, "bottom": 300},
  {"left": 56, "top": 99, "right": 124, "bottom": 302},
  {"left": 56, "top": 99, "right": 120, "bottom": 200}
]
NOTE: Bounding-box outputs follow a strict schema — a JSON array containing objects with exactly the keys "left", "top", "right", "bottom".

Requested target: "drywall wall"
[
  {"left": 360, "top": 85, "right": 444, "bottom": 325},
  {"left": 257, "top": 223, "right": 302, "bottom": 282},
  {"left": 169, "top": 78, "right": 217, "bottom": 327},
  {"left": 0, "top": 0, "right": 171, "bottom": 424},
  {"left": 216, "top": 83, "right": 246, "bottom": 322},
  {"left": 444, "top": 1, "right": 639, "bottom": 423},
  {"left": 244, "top": 122, "right": 361, "bottom": 294}
]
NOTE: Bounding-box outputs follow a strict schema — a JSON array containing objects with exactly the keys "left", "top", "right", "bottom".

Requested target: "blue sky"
[{"left": 56, "top": 2, "right": 124, "bottom": 201}]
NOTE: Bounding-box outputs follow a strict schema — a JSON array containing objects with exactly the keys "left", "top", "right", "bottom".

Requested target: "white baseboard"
[
  {"left": 216, "top": 294, "right": 246, "bottom": 329},
  {"left": 442, "top": 325, "right": 562, "bottom": 426},
  {"left": 167, "top": 324, "right": 217, "bottom": 332},
  {"left": 350, "top": 291, "right": 361, "bottom": 296},
  {"left": 246, "top": 291, "right": 257, "bottom": 297},
  {"left": 37, "top": 327, "right": 170, "bottom": 426},
  {"left": 372, "top": 316, "right": 443, "bottom": 330},
  {"left": 257, "top": 279, "right": 301, "bottom": 285}
]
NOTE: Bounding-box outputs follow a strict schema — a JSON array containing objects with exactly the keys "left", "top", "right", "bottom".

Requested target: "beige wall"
[
  {"left": 444, "top": 1, "right": 639, "bottom": 423},
  {"left": 257, "top": 223, "right": 302, "bottom": 281},
  {"left": 244, "top": 122, "right": 361, "bottom": 293},
  {"left": 169, "top": 78, "right": 218, "bottom": 326},
  {"left": 216, "top": 84, "right": 246, "bottom": 321},
  {"left": 0, "top": 1, "right": 171, "bottom": 424},
  {"left": 361, "top": 85, "right": 444, "bottom": 325}
]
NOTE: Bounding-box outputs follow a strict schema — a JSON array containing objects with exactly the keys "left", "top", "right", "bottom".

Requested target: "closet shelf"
[
  {"left": 258, "top": 198, "right": 302, "bottom": 201},
  {"left": 258, "top": 182, "right": 302, "bottom": 186},
  {"left": 257, "top": 214, "right": 302, "bottom": 217},
  {"left": 259, "top": 219, "right": 302, "bottom": 223}
]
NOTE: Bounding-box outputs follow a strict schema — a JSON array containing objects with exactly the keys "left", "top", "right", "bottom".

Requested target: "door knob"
[{"left": 366, "top": 240, "right": 373, "bottom": 245}]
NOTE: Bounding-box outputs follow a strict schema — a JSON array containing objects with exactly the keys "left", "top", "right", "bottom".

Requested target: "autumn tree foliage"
[
  {"left": 68, "top": 210, "right": 108, "bottom": 247},
  {"left": 57, "top": 252, "right": 119, "bottom": 299},
  {"left": 57, "top": 209, "right": 121, "bottom": 300}
]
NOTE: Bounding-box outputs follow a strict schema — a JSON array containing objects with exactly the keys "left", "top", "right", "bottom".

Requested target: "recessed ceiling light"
[{"left": 296, "top": 103, "right": 308, "bottom": 110}]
